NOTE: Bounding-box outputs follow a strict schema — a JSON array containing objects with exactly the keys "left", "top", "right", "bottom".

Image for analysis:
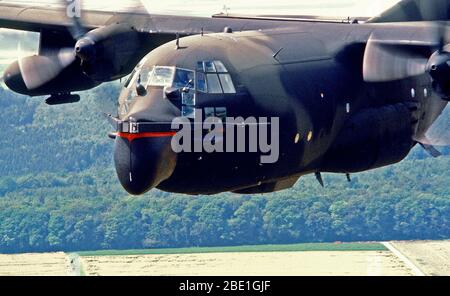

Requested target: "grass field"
[
  {"left": 78, "top": 242, "right": 406, "bottom": 276},
  {"left": 1, "top": 241, "right": 446, "bottom": 276},
  {"left": 78, "top": 242, "right": 387, "bottom": 257},
  {"left": 0, "top": 252, "right": 69, "bottom": 276}
]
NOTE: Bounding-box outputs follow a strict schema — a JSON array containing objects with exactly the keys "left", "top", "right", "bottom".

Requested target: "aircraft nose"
[
  {"left": 114, "top": 131, "right": 177, "bottom": 195},
  {"left": 3, "top": 61, "right": 28, "bottom": 95}
]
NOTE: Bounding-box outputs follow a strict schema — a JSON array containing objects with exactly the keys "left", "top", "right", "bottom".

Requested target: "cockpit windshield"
[
  {"left": 120, "top": 61, "right": 237, "bottom": 118},
  {"left": 123, "top": 61, "right": 236, "bottom": 96},
  {"left": 145, "top": 66, "right": 195, "bottom": 89},
  {"left": 148, "top": 66, "right": 175, "bottom": 87}
]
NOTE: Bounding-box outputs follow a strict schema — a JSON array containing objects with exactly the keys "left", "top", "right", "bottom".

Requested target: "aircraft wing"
[
  {"left": 0, "top": 2, "right": 301, "bottom": 35},
  {"left": 0, "top": 2, "right": 104, "bottom": 31},
  {"left": 0, "top": 1, "right": 357, "bottom": 99},
  {"left": 212, "top": 13, "right": 370, "bottom": 23},
  {"left": 0, "top": 2, "right": 362, "bottom": 36}
]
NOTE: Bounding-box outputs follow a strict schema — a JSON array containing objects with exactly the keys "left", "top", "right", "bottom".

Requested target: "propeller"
[
  {"left": 414, "top": 95, "right": 450, "bottom": 147},
  {"left": 64, "top": 0, "right": 87, "bottom": 40},
  {"left": 15, "top": 0, "right": 150, "bottom": 93},
  {"left": 16, "top": 0, "right": 98, "bottom": 91},
  {"left": 363, "top": 22, "right": 450, "bottom": 152},
  {"left": 15, "top": 0, "right": 84, "bottom": 91},
  {"left": 363, "top": 40, "right": 433, "bottom": 83},
  {"left": 17, "top": 42, "right": 76, "bottom": 90},
  {"left": 363, "top": 23, "right": 446, "bottom": 82}
]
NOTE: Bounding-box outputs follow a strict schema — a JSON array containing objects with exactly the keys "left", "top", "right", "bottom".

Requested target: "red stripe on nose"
[{"left": 117, "top": 132, "right": 177, "bottom": 142}]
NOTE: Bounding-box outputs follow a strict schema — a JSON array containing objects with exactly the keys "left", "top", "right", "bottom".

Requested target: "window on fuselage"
[
  {"left": 124, "top": 57, "right": 149, "bottom": 89},
  {"left": 213, "top": 61, "right": 228, "bottom": 73},
  {"left": 196, "top": 72, "right": 207, "bottom": 93},
  {"left": 219, "top": 73, "right": 236, "bottom": 94},
  {"left": 173, "top": 68, "right": 195, "bottom": 89},
  {"left": 206, "top": 74, "right": 223, "bottom": 94},
  {"left": 204, "top": 61, "right": 216, "bottom": 73},
  {"left": 196, "top": 60, "right": 236, "bottom": 94}
]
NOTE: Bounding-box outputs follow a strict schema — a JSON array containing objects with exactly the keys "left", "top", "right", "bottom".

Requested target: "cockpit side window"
[
  {"left": 124, "top": 57, "right": 148, "bottom": 89},
  {"left": 197, "top": 60, "right": 236, "bottom": 94},
  {"left": 173, "top": 68, "right": 195, "bottom": 89},
  {"left": 219, "top": 74, "right": 236, "bottom": 94},
  {"left": 124, "top": 69, "right": 137, "bottom": 89},
  {"left": 196, "top": 72, "right": 207, "bottom": 93},
  {"left": 213, "top": 61, "right": 228, "bottom": 73},
  {"left": 206, "top": 74, "right": 223, "bottom": 94},
  {"left": 203, "top": 61, "right": 216, "bottom": 73}
]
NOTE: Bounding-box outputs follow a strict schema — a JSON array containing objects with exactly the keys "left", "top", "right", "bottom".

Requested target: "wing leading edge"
[{"left": 0, "top": 2, "right": 358, "bottom": 36}]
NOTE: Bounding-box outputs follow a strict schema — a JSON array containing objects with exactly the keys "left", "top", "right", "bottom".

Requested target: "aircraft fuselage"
[{"left": 113, "top": 22, "right": 447, "bottom": 195}]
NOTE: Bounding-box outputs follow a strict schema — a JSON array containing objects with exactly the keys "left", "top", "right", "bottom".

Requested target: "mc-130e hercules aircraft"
[{"left": 0, "top": 0, "right": 449, "bottom": 195}]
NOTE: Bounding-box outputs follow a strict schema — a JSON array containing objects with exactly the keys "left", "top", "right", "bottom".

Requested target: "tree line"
[{"left": 0, "top": 166, "right": 448, "bottom": 253}]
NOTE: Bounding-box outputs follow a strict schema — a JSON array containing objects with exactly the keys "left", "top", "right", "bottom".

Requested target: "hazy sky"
[{"left": 0, "top": 0, "right": 401, "bottom": 17}]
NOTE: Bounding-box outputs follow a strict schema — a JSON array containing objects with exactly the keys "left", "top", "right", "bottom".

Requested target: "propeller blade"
[
  {"left": 436, "top": 21, "right": 447, "bottom": 53},
  {"left": 363, "top": 22, "right": 448, "bottom": 83},
  {"left": 57, "top": 48, "right": 78, "bottom": 67},
  {"left": 59, "top": 0, "right": 86, "bottom": 40},
  {"left": 414, "top": 101, "right": 449, "bottom": 147},
  {"left": 140, "top": 0, "right": 152, "bottom": 15},
  {"left": 68, "top": 15, "right": 87, "bottom": 40},
  {"left": 419, "top": 143, "right": 443, "bottom": 158},
  {"left": 363, "top": 37, "right": 430, "bottom": 82},
  {"left": 18, "top": 45, "right": 76, "bottom": 90}
]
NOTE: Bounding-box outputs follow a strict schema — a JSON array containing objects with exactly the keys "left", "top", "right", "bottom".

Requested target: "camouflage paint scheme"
[{"left": 0, "top": 0, "right": 448, "bottom": 195}]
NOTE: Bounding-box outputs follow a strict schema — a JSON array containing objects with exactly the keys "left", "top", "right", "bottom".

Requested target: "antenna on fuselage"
[
  {"left": 175, "top": 33, "right": 180, "bottom": 50},
  {"left": 223, "top": 5, "right": 229, "bottom": 16}
]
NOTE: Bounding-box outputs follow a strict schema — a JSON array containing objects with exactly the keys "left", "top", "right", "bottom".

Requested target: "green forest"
[{"left": 0, "top": 28, "right": 449, "bottom": 253}]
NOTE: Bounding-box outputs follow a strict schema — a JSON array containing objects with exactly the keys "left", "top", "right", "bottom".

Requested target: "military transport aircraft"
[{"left": 0, "top": 0, "right": 449, "bottom": 195}]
